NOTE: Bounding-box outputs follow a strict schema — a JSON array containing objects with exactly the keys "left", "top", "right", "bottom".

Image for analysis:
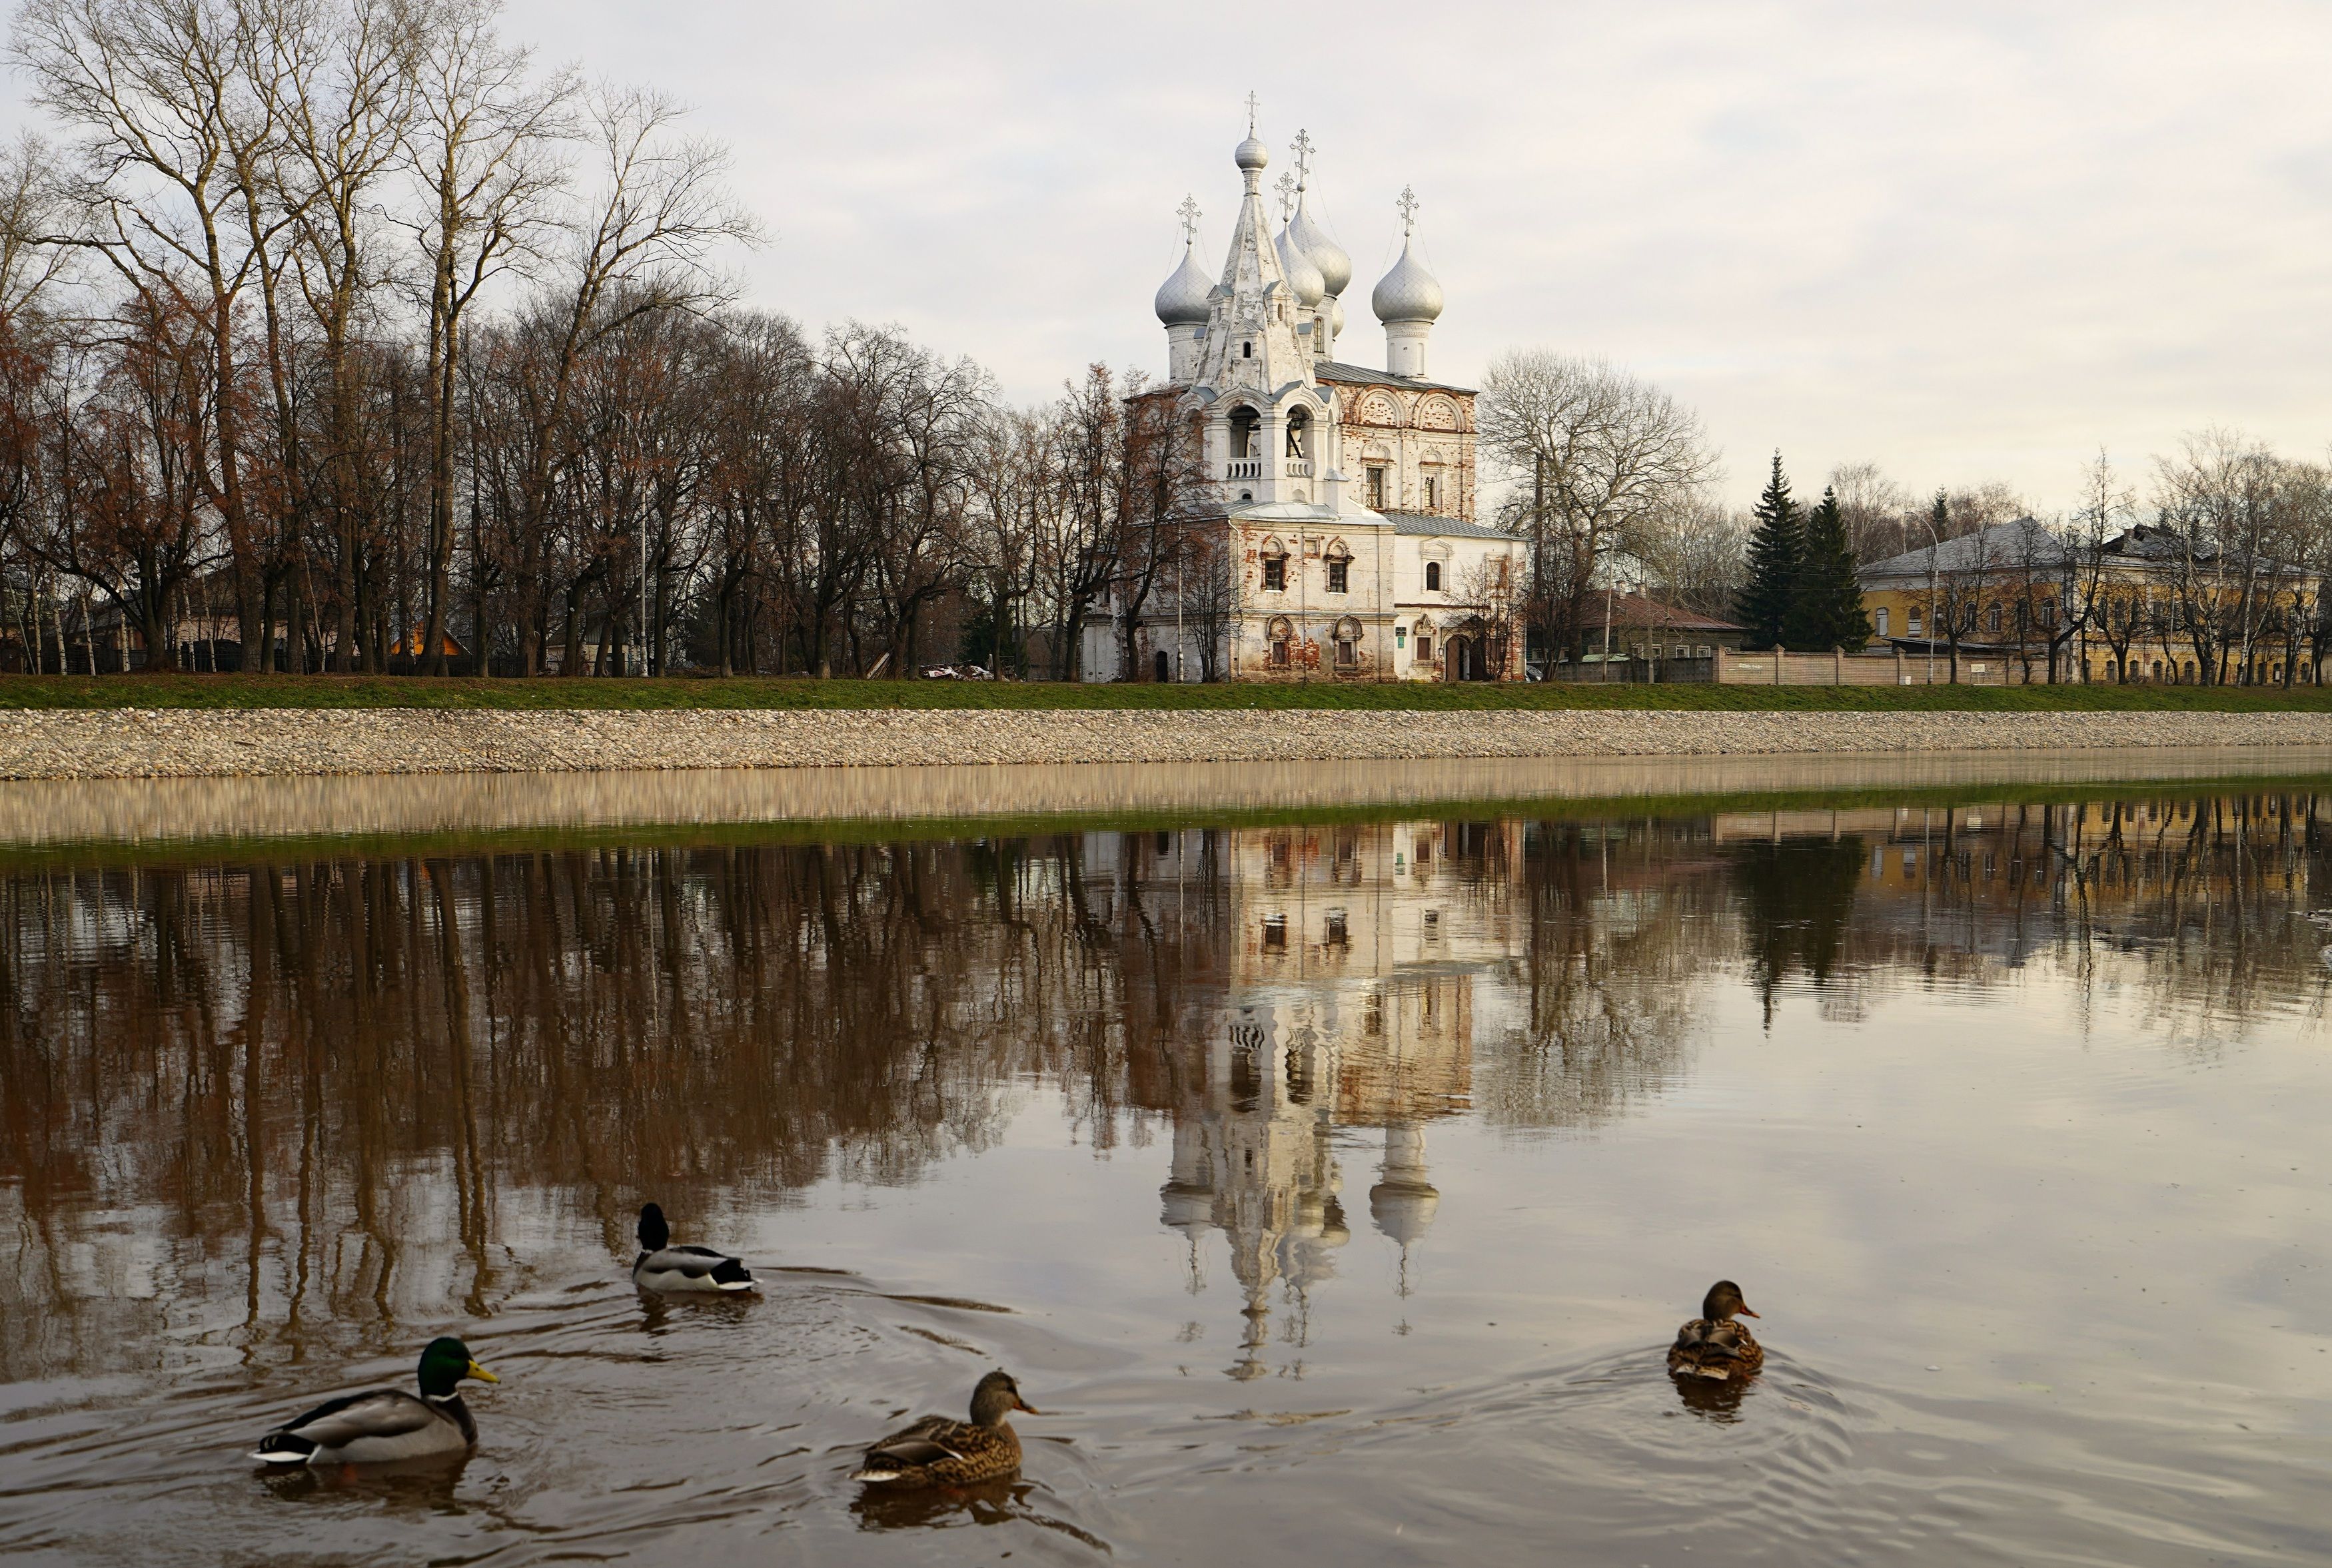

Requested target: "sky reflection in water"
[{"left": 1, "top": 787, "right": 2329, "bottom": 1565}]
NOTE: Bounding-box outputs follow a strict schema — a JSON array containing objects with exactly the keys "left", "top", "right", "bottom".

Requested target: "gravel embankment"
[{"left": 1, "top": 707, "right": 2330, "bottom": 781}]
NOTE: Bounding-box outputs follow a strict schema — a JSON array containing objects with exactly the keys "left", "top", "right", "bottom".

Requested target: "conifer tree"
[
  {"left": 1734, "top": 452, "right": 1803, "bottom": 649},
  {"left": 1788, "top": 486, "right": 1873, "bottom": 651}
]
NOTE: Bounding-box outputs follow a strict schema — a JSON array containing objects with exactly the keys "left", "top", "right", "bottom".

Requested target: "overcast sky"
[{"left": 28, "top": 0, "right": 2332, "bottom": 513}]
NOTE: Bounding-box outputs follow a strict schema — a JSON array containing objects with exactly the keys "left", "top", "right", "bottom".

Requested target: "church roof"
[
  {"left": 1315, "top": 360, "right": 1476, "bottom": 395},
  {"left": 1860, "top": 518, "right": 2060, "bottom": 581},
  {"left": 1384, "top": 512, "right": 1520, "bottom": 541}
]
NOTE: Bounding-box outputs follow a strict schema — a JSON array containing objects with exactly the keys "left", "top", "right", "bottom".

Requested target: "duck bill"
[
  {"left": 1734, "top": 1308, "right": 1760, "bottom": 1319},
  {"left": 467, "top": 1361, "right": 500, "bottom": 1383},
  {"left": 1014, "top": 1398, "right": 1043, "bottom": 1415}
]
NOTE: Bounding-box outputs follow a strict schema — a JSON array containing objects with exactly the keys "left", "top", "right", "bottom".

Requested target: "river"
[{"left": 1, "top": 761, "right": 2328, "bottom": 1564}]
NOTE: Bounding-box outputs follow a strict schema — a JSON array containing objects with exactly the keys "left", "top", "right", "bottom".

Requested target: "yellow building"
[{"left": 1859, "top": 519, "right": 2326, "bottom": 685}]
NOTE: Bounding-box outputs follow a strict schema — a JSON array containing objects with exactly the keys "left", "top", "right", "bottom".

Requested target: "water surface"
[{"left": 1, "top": 782, "right": 2328, "bottom": 1564}]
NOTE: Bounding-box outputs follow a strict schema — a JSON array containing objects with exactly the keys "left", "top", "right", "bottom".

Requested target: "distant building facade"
[{"left": 1860, "top": 518, "right": 2331, "bottom": 685}]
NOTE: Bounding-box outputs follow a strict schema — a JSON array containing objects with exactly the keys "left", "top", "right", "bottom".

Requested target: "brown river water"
[{"left": 2, "top": 769, "right": 2330, "bottom": 1565}]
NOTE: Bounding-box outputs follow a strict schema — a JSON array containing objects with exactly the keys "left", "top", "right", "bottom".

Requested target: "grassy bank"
[{"left": 5, "top": 673, "right": 2332, "bottom": 713}]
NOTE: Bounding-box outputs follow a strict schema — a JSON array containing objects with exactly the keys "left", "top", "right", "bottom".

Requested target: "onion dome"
[
  {"left": 1235, "top": 132, "right": 1269, "bottom": 173},
  {"left": 1371, "top": 234, "right": 1444, "bottom": 324},
  {"left": 1275, "top": 222, "right": 1325, "bottom": 308},
  {"left": 1329, "top": 296, "right": 1346, "bottom": 336},
  {"left": 1288, "top": 194, "right": 1351, "bottom": 299},
  {"left": 1154, "top": 240, "right": 1213, "bottom": 327}
]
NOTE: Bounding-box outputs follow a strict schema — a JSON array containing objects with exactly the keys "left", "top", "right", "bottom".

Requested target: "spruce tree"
[
  {"left": 1734, "top": 452, "right": 1803, "bottom": 649},
  {"left": 1788, "top": 486, "right": 1873, "bottom": 651}
]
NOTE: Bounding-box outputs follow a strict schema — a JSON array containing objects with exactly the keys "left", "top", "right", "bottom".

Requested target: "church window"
[
  {"left": 1416, "top": 635, "right": 1433, "bottom": 664},
  {"left": 1263, "top": 915, "right": 1287, "bottom": 950},
  {"left": 1336, "top": 635, "right": 1357, "bottom": 667},
  {"left": 1875, "top": 607, "right": 1890, "bottom": 636},
  {"left": 1425, "top": 561, "right": 1441, "bottom": 591},
  {"left": 1908, "top": 609, "right": 1923, "bottom": 636},
  {"left": 1423, "top": 474, "right": 1438, "bottom": 511},
  {"left": 1367, "top": 466, "right": 1388, "bottom": 510},
  {"left": 1262, "top": 556, "right": 1285, "bottom": 591},
  {"left": 1242, "top": 340, "right": 1253, "bottom": 358},
  {"left": 1286, "top": 407, "right": 1311, "bottom": 458},
  {"left": 1327, "top": 559, "right": 1349, "bottom": 593}
]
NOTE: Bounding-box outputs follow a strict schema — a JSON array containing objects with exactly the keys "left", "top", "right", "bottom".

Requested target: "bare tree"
[
  {"left": 1478, "top": 349, "right": 1717, "bottom": 663},
  {"left": 14, "top": 0, "right": 300, "bottom": 659},
  {"left": 1827, "top": 460, "right": 1911, "bottom": 564},
  {"left": 402, "top": 0, "right": 571, "bottom": 673}
]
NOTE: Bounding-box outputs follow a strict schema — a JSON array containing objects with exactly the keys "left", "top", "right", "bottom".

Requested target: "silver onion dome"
[
  {"left": 1275, "top": 222, "right": 1325, "bottom": 308},
  {"left": 1235, "top": 133, "right": 1269, "bottom": 172},
  {"left": 1329, "top": 295, "right": 1346, "bottom": 336},
  {"left": 1288, "top": 195, "right": 1351, "bottom": 299},
  {"left": 1154, "top": 241, "right": 1213, "bottom": 326},
  {"left": 1371, "top": 235, "right": 1444, "bottom": 324}
]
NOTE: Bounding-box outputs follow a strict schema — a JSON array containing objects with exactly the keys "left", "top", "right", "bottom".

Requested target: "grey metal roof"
[
  {"left": 1860, "top": 518, "right": 2065, "bottom": 582},
  {"left": 1313, "top": 360, "right": 1476, "bottom": 395},
  {"left": 1384, "top": 512, "right": 1521, "bottom": 540}
]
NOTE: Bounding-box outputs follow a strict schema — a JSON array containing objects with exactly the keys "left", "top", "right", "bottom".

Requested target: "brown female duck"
[
  {"left": 1667, "top": 1280, "right": 1764, "bottom": 1381},
  {"left": 850, "top": 1370, "right": 1042, "bottom": 1487}
]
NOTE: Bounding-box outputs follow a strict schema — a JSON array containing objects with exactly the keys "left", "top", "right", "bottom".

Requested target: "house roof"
[
  {"left": 1575, "top": 589, "right": 1745, "bottom": 633},
  {"left": 1314, "top": 360, "right": 1476, "bottom": 396},
  {"left": 1383, "top": 512, "right": 1522, "bottom": 541},
  {"left": 1860, "top": 518, "right": 2065, "bottom": 582}
]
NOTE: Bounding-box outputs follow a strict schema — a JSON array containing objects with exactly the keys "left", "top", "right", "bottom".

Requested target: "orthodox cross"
[
  {"left": 1177, "top": 194, "right": 1201, "bottom": 245},
  {"left": 1274, "top": 171, "right": 1297, "bottom": 221},
  {"left": 1396, "top": 185, "right": 1420, "bottom": 236},
  {"left": 1291, "top": 128, "right": 1315, "bottom": 191},
  {"left": 1245, "top": 91, "right": 1260, "bottom": 135}
]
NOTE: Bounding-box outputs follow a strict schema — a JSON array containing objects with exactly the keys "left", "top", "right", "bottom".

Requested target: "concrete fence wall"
[{"left": 1714, "top": 647, "right": 2029, "bottom": 687}]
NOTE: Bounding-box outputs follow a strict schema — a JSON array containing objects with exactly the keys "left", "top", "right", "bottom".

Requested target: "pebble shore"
[{"left": 1, "top": 706, "right": 2329, "bottom": 780}]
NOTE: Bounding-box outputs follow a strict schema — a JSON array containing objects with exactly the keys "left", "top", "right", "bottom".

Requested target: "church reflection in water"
[
  {"left": 3, "top": 789, "right": 2328, "bottom": 1383},
  {"left": 1137, "top": 823, "right": 1509, "bottom": 1377}
]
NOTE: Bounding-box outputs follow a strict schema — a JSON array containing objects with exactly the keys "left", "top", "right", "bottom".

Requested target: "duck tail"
[
  {"left": 712, "top": 1256, "right": 756, "bottom": 1290},
  {"left": 850, "top": 1461, "right": 905, "bottom": 1483},
  {"left": 251, "top": 1430, "right": 317, "bottom": 1465}
]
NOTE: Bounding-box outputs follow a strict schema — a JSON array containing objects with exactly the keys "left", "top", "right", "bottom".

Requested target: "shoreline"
[
  {"left": 1, "top": 745, "right": 2327, "bottom": 857},
  {"left": 2, "top": 705, "right": 2331, "bottom": 782}
]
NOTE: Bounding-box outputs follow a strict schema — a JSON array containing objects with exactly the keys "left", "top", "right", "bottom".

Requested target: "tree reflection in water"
[{"left": 2, "top": 791, "right": 2327, "bottom": 1389}]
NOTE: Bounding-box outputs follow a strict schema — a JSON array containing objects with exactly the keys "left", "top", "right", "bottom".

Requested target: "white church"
[{"left": 1079, "top": 115, "right": 1525, "bottom": 683}]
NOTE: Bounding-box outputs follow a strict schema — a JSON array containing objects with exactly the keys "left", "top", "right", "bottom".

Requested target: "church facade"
[{"left": 1079, "top": 121, "right": 1525, "bottom": 683}]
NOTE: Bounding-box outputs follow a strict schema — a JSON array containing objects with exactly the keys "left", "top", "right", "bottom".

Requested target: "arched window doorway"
[
  {"left": 1285, "top": 406, "right": 1311, "bottom": 460},
  {"left": 1266, "top": 616, "right": 1295, "bottom": 670},
  {"left": 1228, "top": 406, "right": 1261, "bottom": 460},
  {"left": 1155, "top": 649, "right": 1171, "bottom": 683}
]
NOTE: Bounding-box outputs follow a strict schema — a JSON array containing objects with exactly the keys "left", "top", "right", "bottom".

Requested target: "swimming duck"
[
  {"left": 1667, "top": 1280, "right": 1764, "bottom": 1381},
  {"left": 252, "top": 1338, "right": 497, "bottom": 1465},
  {"left": 850, "top": 1370, "right": 1043, "bottom": 1487},
  {"left": 632, "top": 1202, "right": 756, "bottom": 1292}
]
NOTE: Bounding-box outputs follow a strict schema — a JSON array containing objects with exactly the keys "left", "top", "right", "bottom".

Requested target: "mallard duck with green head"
[
  {"left": 251, "top": 1338, "right": 498, "bottom": 1465},
  {"left": 632, "top": 1202, "right": 756, "bottom": 1292},
  {"left": 850, "top": 1370, "right": 1043, "bottom": 1487},
  {"left": 1667, "top": 1280, "right": 1764, "bottom": 1381}
]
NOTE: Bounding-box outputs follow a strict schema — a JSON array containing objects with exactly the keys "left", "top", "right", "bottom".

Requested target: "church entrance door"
[{"left": 1155, "top": 649, "right": 1171, "bottom": 683}]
